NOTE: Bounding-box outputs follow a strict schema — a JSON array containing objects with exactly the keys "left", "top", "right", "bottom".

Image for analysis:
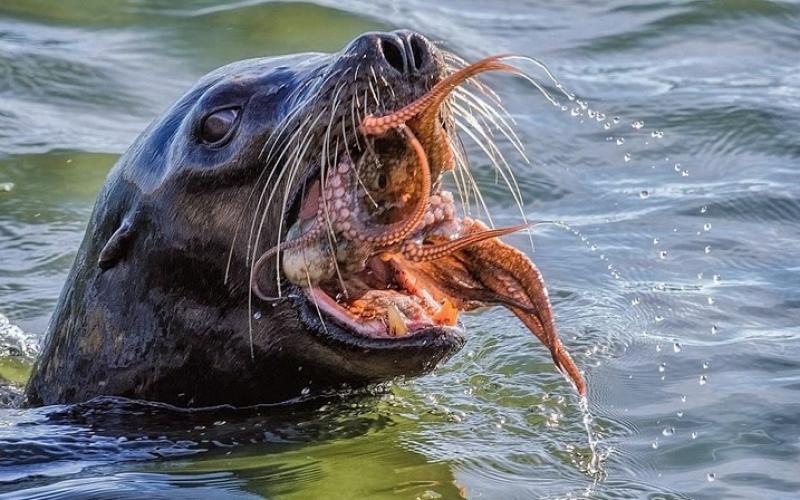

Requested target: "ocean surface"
[{"left": 1, "top": 1, "right": 799, "bottom": 498}]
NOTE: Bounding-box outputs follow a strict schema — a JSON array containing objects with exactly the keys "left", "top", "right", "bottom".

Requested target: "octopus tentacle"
[
  {"left": 402, "top": 223, "right": 529, "bottom": 261},
  {"left": 339, "top": 124, "right": 431, "bottom": 247},
  {"left": 251, "top": 216, "right": 324, "bottom": 300},
  {"left": 359, "top": 55, "right": 517, "bottom": 136},
  {"left": 460, "top": 220, "right": 587, "bottom": 396}
]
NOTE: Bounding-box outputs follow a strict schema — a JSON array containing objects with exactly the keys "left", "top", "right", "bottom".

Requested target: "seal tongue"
[{"left": 298, "top": 178, "right": 321, "bottom": 221}]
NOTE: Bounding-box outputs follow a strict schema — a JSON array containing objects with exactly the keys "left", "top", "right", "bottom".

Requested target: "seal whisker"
[
  {"left": 306, "top": 268, "right": 329, "bottom": 335},
  {"left": 250, "top": 112, "right": 323, "bottom": 306},
  {"left": 319, "top": 80, "right": 351, "bottom": 297},
  {"left": 325, "top": 135, "right": 349, "bottom": 298},
  {"left": 247, "top": 113, "right": 314, "bottom": 266},
  {"left": 452, "top": 113, "right": 523, "bottom": 227},
  {"left": 453, "top": 87, "right": 527, "bottom": 162},
  {"left": 441, "top": 114, "right": 494, "bottom": 226},
  {"left": 272, "top": 115, "right": 324, "bottom": 296},
  {"left": 446, "top": 128, "right": 472, "bottom": 217},
  {"left": 451, "top": 99, "right": 520, "bottom": 201},
  {"left": 349, "top": 92, "right": 362, "bottom": 151},
  {"left": 450, "top": 97, "right": 533, "bottom": 249},
  {"left": 226, "top": 111, "right": 313, "bottom": 288}
]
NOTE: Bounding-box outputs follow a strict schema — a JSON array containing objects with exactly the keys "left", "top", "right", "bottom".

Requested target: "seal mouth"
[
  {"left": 283, "top": 127, "right": 465, "bottom": 341},
  {"left": 304, "top": 254, "right": 462, "bottom": 339},
  {"left": 252, "top": 55, "right": 587, "bottom": 395}
]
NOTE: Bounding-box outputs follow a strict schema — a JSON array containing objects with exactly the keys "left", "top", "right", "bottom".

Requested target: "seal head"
[
  {"left": 25, "top": 31, "right": 467, "bottom": 407},
  {"left": 25, "top": 30, "right": 586, "bottom": 407}
]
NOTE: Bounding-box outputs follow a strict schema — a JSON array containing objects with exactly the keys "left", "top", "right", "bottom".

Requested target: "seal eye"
[{"left": 199, "top": 108, "right": 239, "bottom": 145}]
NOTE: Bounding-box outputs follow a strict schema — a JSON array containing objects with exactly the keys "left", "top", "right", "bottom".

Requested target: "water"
[{"left": 1, "top": 0, "right": 799, "bottom": 498}]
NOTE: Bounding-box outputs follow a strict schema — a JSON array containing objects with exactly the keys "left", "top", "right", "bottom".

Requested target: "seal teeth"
[
  {"left": 432, "top": 298, "right": 459, "bottom": 326},
  {"left": 386, "top": 304, "right": 408, "bottom": 336}
]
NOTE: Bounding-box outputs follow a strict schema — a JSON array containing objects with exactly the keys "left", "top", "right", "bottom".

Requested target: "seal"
[{"left": 24, "top": 30, "right": 585, "bottom": 408}]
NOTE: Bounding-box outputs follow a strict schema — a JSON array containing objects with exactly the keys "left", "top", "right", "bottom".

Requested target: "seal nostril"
[
  {"left": 409, "top": 36, "right": 426, "bottom": 71},
  {"left": 380, "top": 37, "right": 406, "bottom": 74}
]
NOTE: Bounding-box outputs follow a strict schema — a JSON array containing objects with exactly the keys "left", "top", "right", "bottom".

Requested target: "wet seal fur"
[{"left": 24, "top": 31, "right": 465, "bottom": 407}]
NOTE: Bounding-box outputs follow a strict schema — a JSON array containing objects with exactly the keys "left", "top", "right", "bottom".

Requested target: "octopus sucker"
[{"left": 255, "top": 54, "right": 587, "bottom": 396}]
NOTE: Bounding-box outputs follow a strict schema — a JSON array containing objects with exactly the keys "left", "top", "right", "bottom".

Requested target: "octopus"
[{"left": 253, "top": 56, "right": 586, "bottom": 396}]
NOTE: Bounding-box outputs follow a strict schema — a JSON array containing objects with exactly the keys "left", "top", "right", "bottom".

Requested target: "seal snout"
[{"left": 346, "top": 30, "right": 439, "bottom": 80}]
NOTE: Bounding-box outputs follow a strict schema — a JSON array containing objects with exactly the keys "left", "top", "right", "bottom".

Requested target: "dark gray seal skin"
[{"left": 24, "top": 31, "right": 464, "bottom": 407}]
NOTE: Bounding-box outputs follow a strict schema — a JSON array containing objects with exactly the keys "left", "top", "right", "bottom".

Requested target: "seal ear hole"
[
  {"left": 98, "top": 218, "right": 136, "bottom": 270},
  {"left": 198, "top": 107, "right": 241, "bottom": 146}
]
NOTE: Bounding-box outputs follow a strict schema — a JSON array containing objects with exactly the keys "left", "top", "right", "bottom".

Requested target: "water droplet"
[
  {"left": 704, "top": 245, "right": 711, "bottom": 254},
  {"left": 616, "top": 137, "right": 625, "bottom": 146},
  {"left": 700, "top": 205, "right": 708, "bottom": 214},
  {"left": 691, "top": 431, "right": 698, "bottom": 439},
  {"left": 0, "top": 182, "right": 14, "bottom": 192},
  {"left": 662, "top": 427, "right": 675, "bottom": 436},
  {"left": 253, "top": 311, "right": 262, "bottom": 320},
  {"left": 656, "top": 344, "right": 662, "bottom": 353},
  {"left": 651, "top": 440, "right": 659, "bottom": 449},
  {"left": 651, "top": 130, "right": 664, "bottom": 139},
  {"left": 697, "top": 272, "right": 704, "bottom": 279},
  {"left": 707, "top": 297, "right": 715, "bottom": 305},
  {"left": 673, "top": 342, "right": 682, "bottom": 353},
  {"left": 570, "top": 107, "right": 580, "bottom": 117},
  {"left": 653, "top": 238, "right": 659, "bottom": 245},
  {"left": 658, "top": 363, "right": 666, "bottom": 373},
  {"left": 711, "top": 325, "right": 718, "bottom": 335},
  {"left": 624, "top": 153, "right": 632, "bottom": 162},
  {"left": 681, "top": 395, "right": 687, "bottom": 403},
  {"left": 702, "top": 361, "right": 710, "bottom": 370},
  {"left": 713, "top": 274, "right": 721, "bottom": 283},
  {"left": 603, "top": 122, "right": 612, "bottom": 130},
  {"left": 631, "top": 120, "right": 644, "bottom": 129},
  {"left": 699, "top": 375, "right": 708, "bottom": 386},
  {"left": 639, "top": 190, "right": 650, "bottom": 199},
  {"left": 703, "top": 223, "right": 712, "bottom": 231},
  {"left": 631, "top": 297, "right": 640, "bottom": 306},
  {"left": 588, "top": 109, "right": 596, "bottom": 118},
  {"left": 681, "top": 170, "right": 690, "bottom": 177},
  {"left": 659, "top": 250, "right": 668, "bottom": 259},
  {"left": 590, "top": 244, "right": 597, "bottom": 251},
  {"left": 676, "top": 411, "right": 684, "bottom": 418},
  {"left": 561, "top": 105, "right": 568, "bottom": 111},
  {"left": 707, "top": 473, "right": 716, "bottom": 482},
  {"left": 300, "top": 387, "right": 311, "bottom": 396},
  {"left": 613, "top": 116, "right": 620, "bottom": 124},
  {"left": 596, "top": 112, "right": 606, "bottom": 121}
]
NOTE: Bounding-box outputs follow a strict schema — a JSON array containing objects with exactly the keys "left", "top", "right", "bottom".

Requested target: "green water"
[{"left": 2, "top": 0, "right": 800, "bottom": 498}]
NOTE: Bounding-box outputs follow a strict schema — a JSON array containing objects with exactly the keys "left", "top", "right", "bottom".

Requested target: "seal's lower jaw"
[
  {"left": 302, "top": 255, "right": 466, "bottom": 342},
  {"left": 298, "top": 284, "right": 465, "bottom": 349},
  {"left": 291, "top": 280, "right": 465, "bottom": 380}
]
